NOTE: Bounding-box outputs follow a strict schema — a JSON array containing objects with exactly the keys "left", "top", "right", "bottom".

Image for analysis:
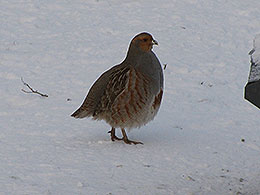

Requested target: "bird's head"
[{"left": 131, "top": 32, "right": 158, "bottom": 52}]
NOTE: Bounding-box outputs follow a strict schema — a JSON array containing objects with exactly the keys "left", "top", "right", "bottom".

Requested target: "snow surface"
[
  {"left": 1, "top": 0, "right": 260, "bottom": 194},
  {"left": 248, "top": 34, "right": 260, "bottom": 83}
]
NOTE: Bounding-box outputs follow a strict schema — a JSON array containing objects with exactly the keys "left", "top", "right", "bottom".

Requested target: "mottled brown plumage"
[{"left": 71, "top": 32, "right": 164, "bottom": 144}]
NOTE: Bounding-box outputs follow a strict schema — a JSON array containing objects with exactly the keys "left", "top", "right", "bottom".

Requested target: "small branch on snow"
[
  {"left": 163, "top": 64, "right": 167, "bottom": 70},
  {"left": 21, "top": 77, "right": 48, "bottom": 97}
]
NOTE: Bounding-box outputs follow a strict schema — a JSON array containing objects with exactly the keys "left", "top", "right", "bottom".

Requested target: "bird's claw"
[
  {"left": 123, "top": 138, "right": 143, "bottom": 145},
  {"left": 108, "top": 130, "right": 123, "bottom": 141}
]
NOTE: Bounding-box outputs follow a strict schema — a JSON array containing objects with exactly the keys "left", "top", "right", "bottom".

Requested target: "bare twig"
[
  {"left": 21, "top": 77, "right": 48, "bottom": 97},
  {"left": 163, "top": 63, "right": 167, "bottom": 70}
]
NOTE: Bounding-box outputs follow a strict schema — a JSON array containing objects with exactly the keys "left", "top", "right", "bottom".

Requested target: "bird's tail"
[{"left": 71, "top": 107, "right": 91, "bottom": 118}]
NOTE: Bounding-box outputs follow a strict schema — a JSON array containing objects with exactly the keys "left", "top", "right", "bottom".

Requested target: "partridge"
[{"left": 71, "top": 32, "right": 164, "bottom": 144}]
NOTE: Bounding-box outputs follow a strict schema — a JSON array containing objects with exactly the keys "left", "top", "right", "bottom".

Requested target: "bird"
[{"left": 71, "top": 32, "right": 164, "bottom": 144}]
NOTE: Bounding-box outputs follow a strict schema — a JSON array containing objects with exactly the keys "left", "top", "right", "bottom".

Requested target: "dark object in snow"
[
  {"left": 245, "top": 81, "right": 260, "bottom": 109},
  {"left": 244, "top": 34, "right": 260, "bottom": 109}
]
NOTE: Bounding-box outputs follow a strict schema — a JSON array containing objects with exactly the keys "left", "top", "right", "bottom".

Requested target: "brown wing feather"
[
  {"left": 71, "top": 65, "right": 129, "bottom": 118},
  {"left": 93, "top": 66, "right": 130, "bottom": 117},
  {"left": 109, "top": 68, "right": 152, "bottom": 127}
]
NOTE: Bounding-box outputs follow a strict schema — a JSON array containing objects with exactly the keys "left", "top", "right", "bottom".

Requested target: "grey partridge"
[{"left": 71, "top": 32, "right": 164, "bottom": 144}]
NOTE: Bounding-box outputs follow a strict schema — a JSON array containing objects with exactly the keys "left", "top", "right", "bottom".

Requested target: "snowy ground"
[{"left": 1, "top": 0, "right": 260, "bottom": 194}]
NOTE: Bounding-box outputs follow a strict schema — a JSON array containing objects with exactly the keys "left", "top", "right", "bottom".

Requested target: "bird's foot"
[
  {"left": 108, "top": 128, "right": 123, "bottom": 141},
  {"left": 123, "top": 137, "right": 143, "bottom": 145},
  {"left": 108, "top": 127, "right": 143, "bottom": 144},
  {"left": 121, "top": 128, "right": 143, "bottom": 145},
  {"left": 111, "top": 134, "right": 123, "bottom": 141}
]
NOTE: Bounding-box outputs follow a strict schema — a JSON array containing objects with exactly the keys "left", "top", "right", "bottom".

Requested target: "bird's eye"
[{"left": 143, "top": 38, "right": 148, "bottom": 42}]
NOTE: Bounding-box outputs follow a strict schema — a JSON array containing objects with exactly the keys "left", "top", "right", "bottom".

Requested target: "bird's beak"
[{"left": 152, "top": 39, "right": 158, "bottom": 45}]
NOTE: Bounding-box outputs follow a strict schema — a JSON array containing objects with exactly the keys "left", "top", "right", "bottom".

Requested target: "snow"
[
  {"left": 248, "top": 34, "right": 260, "bottom": 82},
  {"left": 1, "top": 0, "right": 260, "bottom": 194}
]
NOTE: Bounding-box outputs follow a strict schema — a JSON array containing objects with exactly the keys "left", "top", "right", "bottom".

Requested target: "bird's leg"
[
  {"left": 108, "top": 127, "right": 122, "bottom": 141},
  {"left": 121, "top": 128, "right": 143, "bottom": 145}
]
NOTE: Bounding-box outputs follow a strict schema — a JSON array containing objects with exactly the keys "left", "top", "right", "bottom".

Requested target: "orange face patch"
[{"left": 132, "top": 33, "right": 155, "bottom": 52}]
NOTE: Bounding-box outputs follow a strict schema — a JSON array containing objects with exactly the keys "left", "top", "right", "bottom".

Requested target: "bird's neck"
[{"left": 124, "top": 44, "right": 145, "bottom": 64}]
